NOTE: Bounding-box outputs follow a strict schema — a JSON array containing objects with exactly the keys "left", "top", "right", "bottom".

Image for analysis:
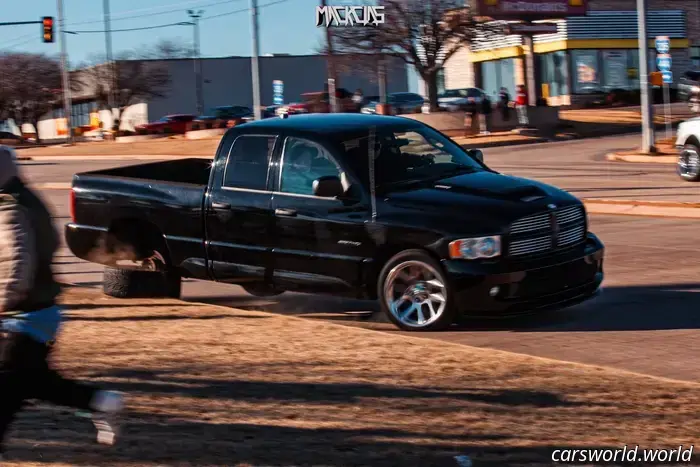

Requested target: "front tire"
[
  {"left": 678, "top": 143, "right": 700, "bottom": 181},
  {"left": 377, "top": 250, "right": 456, "bottom": 331}
]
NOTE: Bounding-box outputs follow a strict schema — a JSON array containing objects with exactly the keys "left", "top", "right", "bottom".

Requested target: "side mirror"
[
  {"left": 313, "top": 175, "right": 344, "bottom": 198},
  {"left": 469, "top": 149, "right": 484, "bottom": 163}
]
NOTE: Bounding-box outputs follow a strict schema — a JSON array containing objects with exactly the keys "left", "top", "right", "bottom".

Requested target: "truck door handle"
[
  {"left": 212, "top": 202, "right": 231, "bottom": 210},
  {"left": 275, "top": 208, "right": 297, "bottom": 217}
]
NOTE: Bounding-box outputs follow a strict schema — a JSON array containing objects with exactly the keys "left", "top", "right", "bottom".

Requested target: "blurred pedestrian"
[
  {"left": 352, "top": 88, "right": 364, "bottom": 112},
  {"left": 499, "top": 87, "right": 511, "bottom": 121},
  {"left": 464, "top": 97, "right": 477, "bottom": 137},
  {"left": 515, "top": 85, "right": 529, "bottom": 127},
  {"left": 480, "top": 95, "right": 492, "bottom": 135},
  {"left": 0, "top": 146, "right": 124, "bottom": 461}
]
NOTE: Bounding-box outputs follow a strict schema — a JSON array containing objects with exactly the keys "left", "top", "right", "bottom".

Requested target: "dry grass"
[
  {"left": 16, "top": 136, "right": 221, "bottom": 157},
  {"left": 2, "top": 287, "right": 699, "bottom": 466}
]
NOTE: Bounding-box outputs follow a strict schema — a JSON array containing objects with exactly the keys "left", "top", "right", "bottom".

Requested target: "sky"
[{"left": 0, "top": 0, "right": 418, "bottom": 90}]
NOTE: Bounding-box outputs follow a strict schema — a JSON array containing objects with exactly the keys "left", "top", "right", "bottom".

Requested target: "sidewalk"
[{"left": 606, "top": 138, "right": 677, "bottom": 164}]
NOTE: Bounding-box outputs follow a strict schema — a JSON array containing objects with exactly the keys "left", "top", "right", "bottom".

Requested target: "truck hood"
[{"left": 382, "top": 170, "right": 579, "bottom": 232}]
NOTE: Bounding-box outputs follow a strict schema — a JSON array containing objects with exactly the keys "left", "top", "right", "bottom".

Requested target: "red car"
[{"left": 136, "top": 114, "right": 196, "bottom": 134}]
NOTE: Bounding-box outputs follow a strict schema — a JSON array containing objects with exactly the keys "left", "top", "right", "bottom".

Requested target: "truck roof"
[{"left": 237, "top": 113, "right": 421, "bottom": 135}]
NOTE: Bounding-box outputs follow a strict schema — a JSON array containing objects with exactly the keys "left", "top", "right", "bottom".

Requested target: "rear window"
[{"left": 223, "top": 135, "right": 277, "bottom": 190}]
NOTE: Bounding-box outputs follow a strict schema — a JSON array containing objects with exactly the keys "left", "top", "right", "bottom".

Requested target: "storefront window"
[
  {"left": 691, "top": 47, "right": 700, "bottom": 69},
  {"left": 627, "top": 50, "right": 640, "bottom": 90},
  {"left": 539, "top": 51, "right": 569, "bottom": 97},
  {"left": 602, "top": 50, "right": 630, "bottom": 90},
  {"left": 480, "top": 58, "right": 515, "bottom": 101},
  {"left": 436, "top": 68, "right": 446, "bottom": 95},
  {"left": 571, "top": 50, "right": 601, "bottom": 94}
]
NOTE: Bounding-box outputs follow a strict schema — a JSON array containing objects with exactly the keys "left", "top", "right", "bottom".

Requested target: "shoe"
[{"left": 90, "top": 390, "right": 124, "bottom": 446}]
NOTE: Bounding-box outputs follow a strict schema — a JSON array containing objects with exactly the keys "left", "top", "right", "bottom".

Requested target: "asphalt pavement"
[{"left": 19, "top": 132, "right": 700, "bottom": 382}]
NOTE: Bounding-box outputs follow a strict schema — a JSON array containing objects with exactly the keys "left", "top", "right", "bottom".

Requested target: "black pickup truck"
[{"left": 66, "top": 114, "right": 604, "bottom": 331}]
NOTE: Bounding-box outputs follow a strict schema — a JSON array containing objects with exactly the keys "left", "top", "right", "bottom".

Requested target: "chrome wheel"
[
  {"left": 679, "top": 147, "right": 700, "bottom": 179},
  {"left": 383, "top": 260, "right": 447, "bottom": 328}
]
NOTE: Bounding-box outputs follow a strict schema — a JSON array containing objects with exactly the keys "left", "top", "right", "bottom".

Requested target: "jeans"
[
  {"left": 0, "top": 332, "right": 97, "bottom": 453},
  {"left": 517, "top": 105, "right": 529, "bottom": 126}
]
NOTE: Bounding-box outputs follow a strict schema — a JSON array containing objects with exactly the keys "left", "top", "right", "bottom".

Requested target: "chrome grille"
[
  {"left": 508, "top": 205, "right": 586, "bottom": 257},
  {"left": 509, "top": 235, "right": 552, "bottom": 256},
  {"left": 509, "top": 212, "right": 550, "bottom": 234}
]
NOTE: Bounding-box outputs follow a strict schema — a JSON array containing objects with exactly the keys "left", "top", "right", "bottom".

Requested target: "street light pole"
[
  {"left": 56, "top": 0, "right": 73, "bottom": 143},
  {"left": 188, "top": 10, "right": 204, "bottom": 115},
  {"left": 103, "top": 0, "right": 116, "bottom": 128},
  {"left": 637, "top": 0, "right": 655, "bottom": 153},
  {"left": 250, "top": 0, "right": 262, "bottom": 120}
]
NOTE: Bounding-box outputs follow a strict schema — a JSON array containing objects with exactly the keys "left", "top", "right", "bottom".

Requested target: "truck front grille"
[{"left": 507, "top": 205, "right": 586, "bottom": 257}]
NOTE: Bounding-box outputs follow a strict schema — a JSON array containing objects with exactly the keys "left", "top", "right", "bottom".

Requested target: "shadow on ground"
[{"left": 190, "top": 282, "right": 700, "bottom": 333}]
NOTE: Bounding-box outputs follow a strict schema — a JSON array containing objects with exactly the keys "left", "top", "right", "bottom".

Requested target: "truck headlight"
[{"left": 448, "top": 236, "right": 501, "bottom": 260}]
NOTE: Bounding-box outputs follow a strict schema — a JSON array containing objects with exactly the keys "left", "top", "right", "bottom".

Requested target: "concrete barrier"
[
  {"left": 115, "top": 134, "right": 168, "bottom": 143},
  {"left": 186, "top": 128, "right": 227, "bottom": 140},
  {"left": 402, "top": 106, "right": 560, "bottom": 133}
]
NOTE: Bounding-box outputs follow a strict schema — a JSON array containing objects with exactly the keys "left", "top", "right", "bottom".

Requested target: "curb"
[
  {"left": 605, "top": 152, "right": 676, "bottom": 164},
  {"left": 462, "top": 137, "right": 550, "bottom": 150},
  {"left": 583, "top": 199, "right": 700, "bottom": 219}
]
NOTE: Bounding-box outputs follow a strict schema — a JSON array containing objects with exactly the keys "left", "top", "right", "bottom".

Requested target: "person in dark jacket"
[
  {"left": 499, "top": 87, "right": 511, "bottom": 121},
  {"left": 0, "top": 146, "right": 124, "bottom": 460},
  {"left": 480, "top": 95, "right": 492, "bottom": 135}
]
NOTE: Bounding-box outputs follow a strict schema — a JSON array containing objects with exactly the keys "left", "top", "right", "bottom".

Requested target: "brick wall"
[{"left": 443, "top": 45, "right": 476, "bottom": 89}]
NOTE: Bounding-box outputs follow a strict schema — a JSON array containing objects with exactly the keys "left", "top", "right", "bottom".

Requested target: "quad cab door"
[
  {"left": 206, "top": 132, "right": 279, "bottom": 285},
  {"left": 270, "top": 135, "right": 374, "bottom": 295}
]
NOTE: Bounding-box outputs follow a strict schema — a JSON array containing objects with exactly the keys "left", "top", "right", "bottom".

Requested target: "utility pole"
[
  {"left": 103, "top": 0, "right": 116, "bottom": 129},
  {"left": 637, "top": 0, "right": 655, "bottom": 153},
  {"left": 250, "top": 0, "right": 262, "bottom": 120},
  {"left": 56, "top": 0, "right": 73, "bottom": 144},
  {"left": 188, "top": 10, "right": 204, "bottom": 115},
  {"left": 321, "top": 0, "right": 338, "bottom": 111}
]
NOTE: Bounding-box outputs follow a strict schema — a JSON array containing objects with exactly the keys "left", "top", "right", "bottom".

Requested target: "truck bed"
[
  {"left": 70, "top": 158, "right": 212, "bottom": 275},
  {"left": 79, "top": 158, "right": 212, "bottom": 186}
]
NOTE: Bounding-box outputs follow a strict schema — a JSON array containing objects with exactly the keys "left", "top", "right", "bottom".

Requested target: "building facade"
[
  {"left": 439, "top": 0, "right": 697, "bottom": 106},
  {"left": 30, "top": 54, "right": 408, "bottom": 140}
]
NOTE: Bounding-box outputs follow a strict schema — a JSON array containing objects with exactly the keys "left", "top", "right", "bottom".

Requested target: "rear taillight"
[{"left": 69, "top": 188, "right": 76, "bottom": 222}]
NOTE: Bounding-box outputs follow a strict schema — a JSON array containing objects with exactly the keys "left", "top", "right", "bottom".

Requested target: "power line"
[
  {"left": 67, "top": 0, "right": 246, "bottom": 26},
  {"left": 69, "top": 0, "right": 289, "bottom": 33}
]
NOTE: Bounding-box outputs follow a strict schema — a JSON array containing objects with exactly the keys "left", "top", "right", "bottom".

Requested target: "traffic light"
[{"left": 42, "top": 16, "right": 54, "bottom": 43}]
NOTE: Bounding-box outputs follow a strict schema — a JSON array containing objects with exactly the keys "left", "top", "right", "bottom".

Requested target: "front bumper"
[{"left": 444, "top": 232, "right": 604, "bottom": 316}]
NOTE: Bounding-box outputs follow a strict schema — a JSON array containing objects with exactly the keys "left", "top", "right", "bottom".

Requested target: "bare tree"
[
  {"left": 142, "top": 38, "right": 194, "bottom": 59},
  {"left": 79, "top": 50, "right": 171, "bottom": 130},
  {"left": 0, "top": 53, "right": 66, "bottom": 142},
  {"left": 330, "top": 0, "right": 495, "bottom": 110}
]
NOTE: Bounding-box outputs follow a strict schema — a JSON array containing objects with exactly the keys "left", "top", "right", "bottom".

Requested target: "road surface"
[{"left": 19, "top": 133, "right": 700, "bottom": 382}]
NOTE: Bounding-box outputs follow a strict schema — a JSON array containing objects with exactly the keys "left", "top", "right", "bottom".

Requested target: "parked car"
[
  {"left": 361, "top": 92, "right": 426, "bottom": 115},
  {"left": 192, "top": 106, "right": 253, "bottom": 129},
  {"left": 65, "top": 114, "right": 604, "bottom": 331},
  {"left": 135, "top": 114, "right": 196, "bottom": 134},
  {"left": 678, "top": 71, "right": 700, "bottom": 113},
  {"left": 675, "top": 117, "right": 700, "bottom": 181},
  {"left": 438, "top": 88, "right": 488, "bottom": 111}
]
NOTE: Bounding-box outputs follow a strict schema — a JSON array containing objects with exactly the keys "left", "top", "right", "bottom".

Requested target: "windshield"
[{"left": 336, "top": 125, "right": 484, "bottom": 190}]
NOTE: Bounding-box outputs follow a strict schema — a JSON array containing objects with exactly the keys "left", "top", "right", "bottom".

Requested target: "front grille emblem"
[{"left": 547, "top": 203, "right": 557, "bottom": 209}]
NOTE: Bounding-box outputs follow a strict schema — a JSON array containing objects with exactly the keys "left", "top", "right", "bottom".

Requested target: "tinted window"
[
  {"left": 467, "top": 89, "right": 482, "bottom": 98},
  {"left": 223, "top": 135, "right": 276, "bottom": 190},
  {"left": 280, "top": 137, "right": 342, "bottom": 196},
  {"left": 335, "top": 125, "right": 483, "bottom": 190}
]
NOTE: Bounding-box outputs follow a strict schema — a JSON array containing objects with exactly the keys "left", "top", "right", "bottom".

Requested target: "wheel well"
[
  {"left": 364, "top": 244, "right": 444, "bottom": 300},
  {"left": 685, "top": 136, "right": 700, "bottom": 148},
  {"left": 107, "top": 218, "right": 171, "bottom": 264}
]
